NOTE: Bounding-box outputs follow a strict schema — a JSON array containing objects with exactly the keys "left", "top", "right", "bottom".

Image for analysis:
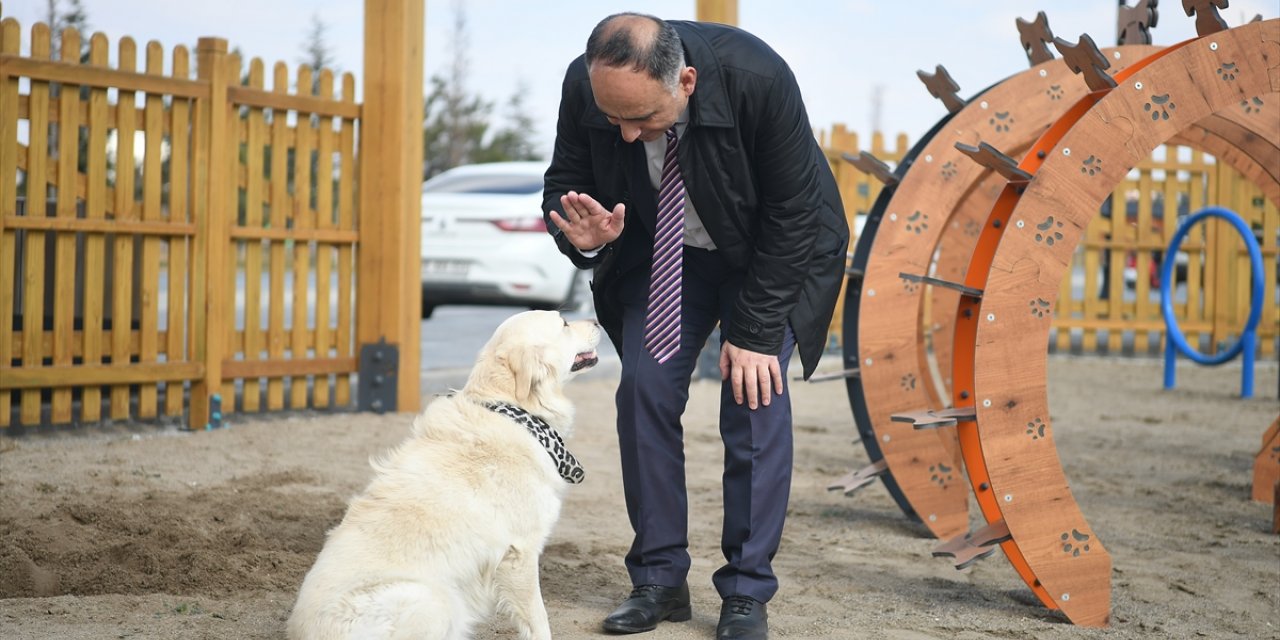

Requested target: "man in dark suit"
[{"left": 543, "top": 12, "right": 848, "bottom": 639}]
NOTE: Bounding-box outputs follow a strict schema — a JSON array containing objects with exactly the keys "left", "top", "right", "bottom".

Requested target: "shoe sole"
[{"left": 602, "top": 606, "right": 693, "bottom": 634}]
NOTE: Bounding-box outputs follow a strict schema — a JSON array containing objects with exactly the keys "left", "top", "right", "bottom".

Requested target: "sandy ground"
[{"left": 1, "top": 355, "right": 1277, "bottom": 640}]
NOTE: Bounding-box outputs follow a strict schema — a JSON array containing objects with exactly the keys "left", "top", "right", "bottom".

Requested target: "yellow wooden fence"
[
  {"left": 821, "top": 128, "right": 1279, "bottom": 357},
  {"left": 0, "top": 16, "right": 361, "bottom": 429}
]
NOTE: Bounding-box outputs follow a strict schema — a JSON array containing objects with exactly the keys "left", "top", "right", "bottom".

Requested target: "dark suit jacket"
[{"left": 542, "top": 20, "right": 848, "bottom": 379}]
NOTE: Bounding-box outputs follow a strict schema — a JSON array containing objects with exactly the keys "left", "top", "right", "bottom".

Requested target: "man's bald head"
[{"left": 586, "top": 12, "right": 685, "bottom": 91}]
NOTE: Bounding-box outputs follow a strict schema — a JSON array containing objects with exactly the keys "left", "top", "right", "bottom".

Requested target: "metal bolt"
[
  {"left": 1113, "top": 51, "right": 1121, "bottom": 60},
  {"left": 987, "top": 313, "right": 996, "bottom": 322},
  {"left": 1061, "top": 593, "right": 1071, "bottom": 602},
  {"left": 1134, "top": 81, "right": 1143, "bottom": 90},
  {"left": 1209, "top": 42, "right": 1218, "bottom": 51},
  {"left": 983, "top": 399, "right": 992, "bottom": 407},
  {"left": 1016, "top": 220, "right": 1025, "bottom": 229},
  {"left": 1039, "top": 69, "right": 1047, "bottom": 77},
  {"left": 1062, "top": 148, "right": 1071, "bottom": 156},
  {"left": 1004, "top": 493, "right": 1013, "bottom": 502},
  {"left": 868, "top": 289, "right": 876, "bottom": 297},
  {"left": 889, "top": 213, "right": 898, "bottom": 221},
  {"left": 882, "top": 434, "right": 891, "bottom": 442},
  {"left": 929, "top": 514, "right": 937, "bottom": 522},
  {"left": 924, "top": 154, "right": 933, "bottom": 163},
  {"left": 865, "top": 358, "right": 873, "bottom": 366},
  {"left": 980, "top": 100, "right": 989, "bottom": 109}
]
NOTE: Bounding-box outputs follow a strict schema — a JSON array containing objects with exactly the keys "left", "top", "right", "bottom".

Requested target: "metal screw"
[
  {"left": 1113, "top": 51, "right": 1121, "bottom": 60},
  {"left": 883, "top": 434, "right": 891, "bottom": 442},
  {"left": 980, "top": 100, "right": 989, "bottom": 109},
  {"left": 1062, "top": 148, "right": 1071, "bottom": 156},
  {"left": 1134, "top": 81, "right": 1143, "bottom": 90},
  {"left": 868, "top": 289, "right": 876, "bottom": 297},
  {"left": 924, "top": 154, "right": 933, "bottom": 163},
  {"left": 1061, "top": 593, "right": 1071, "bottom": 602},
  {"left": 889, "top": 213, "right": 898, "bottom": 221},
  {"left": 983, "top": 399, "right": 992, "bottom": 407},
  {"left": 1016, "top": 220, "right": 1025, "bottom": 229},
  {"left": 929, "top": 514, "right": 937, "bottom": 522},
  {"left": 1209, "top": 42, "right": 1218, "bottom": 51},
  {"left": 987, "top": 313, "right": 996, "bottom": 322},
  {"left": 865, "top": 358, "right": 873, "bottom": 366},
  {"left": 1039, "top": 69, "right": 1047, "bottom": 77},
  {"left": 1004, "top": 493, "right": 1013, "bottom": 502}
]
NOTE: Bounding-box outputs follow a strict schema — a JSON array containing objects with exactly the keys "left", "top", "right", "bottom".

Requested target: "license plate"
[{"left": 422, "top": 259, "right": 469, "bottom": 279}]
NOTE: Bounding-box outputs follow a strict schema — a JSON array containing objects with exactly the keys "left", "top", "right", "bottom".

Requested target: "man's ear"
[{"left": 680, "top": 66, "right": 697, "bottom": 97}]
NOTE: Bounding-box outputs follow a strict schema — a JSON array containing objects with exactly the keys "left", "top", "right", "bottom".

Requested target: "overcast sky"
[{"left": 6, "top": 1, "right": 1275, "bottom": 157}]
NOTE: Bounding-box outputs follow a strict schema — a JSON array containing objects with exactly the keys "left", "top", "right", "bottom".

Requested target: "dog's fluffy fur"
[{"left": 287, "top": 310, "right": 601, "bottom": 640}]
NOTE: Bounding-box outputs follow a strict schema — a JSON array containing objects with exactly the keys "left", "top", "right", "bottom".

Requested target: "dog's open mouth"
[{"left": 571, "top": 350, "right": 599, "bottom": 372}]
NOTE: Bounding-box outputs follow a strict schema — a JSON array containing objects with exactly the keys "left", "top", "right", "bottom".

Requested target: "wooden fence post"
[
  {"left": 359, "top": 0, "right": 424, "bottom": 413},
  {"left": 697, "top": 0, "right": 738, "bottom": 25},
  {"left": 191, "top": 37, "right": 231, "bottom": 429}
]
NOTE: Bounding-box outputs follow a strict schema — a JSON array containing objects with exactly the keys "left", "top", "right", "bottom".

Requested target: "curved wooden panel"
[
  {"left": 965, "top": 19, "right": 1278, "bottom": 626},
  {"left": 855, "top": 46, "right": 1158, "bottom": 541}
]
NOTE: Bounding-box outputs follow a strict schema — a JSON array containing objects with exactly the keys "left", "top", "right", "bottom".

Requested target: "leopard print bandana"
[{"left": 484, "top": 402, "right": 584, "bottom": 484}]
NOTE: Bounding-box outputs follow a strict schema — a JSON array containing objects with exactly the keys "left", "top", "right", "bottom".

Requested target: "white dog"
[{"left": 287, "top": 310, "right": 601, "bottom": 640}]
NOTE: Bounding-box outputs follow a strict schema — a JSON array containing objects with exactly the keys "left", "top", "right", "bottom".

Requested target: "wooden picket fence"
[
  {"left": 820, "top": 128, "right": 1279, "bottom": 358},
  {"left": 0, "top": 15, "right": 361, "bottom": 429}
]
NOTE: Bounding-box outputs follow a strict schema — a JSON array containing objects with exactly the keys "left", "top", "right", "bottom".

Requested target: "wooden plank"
[
  {"left": 20, "top": 23, "right": 51, "bottom": 425},
  {"left": 336, "top": 73, "right": 357, "bottom": 407},
  {"left": 2, "top": 215, "right": 195, "bottom": 235},
  {"left": 221, "top": 356, "right": 356, "bottom": 379},
  {"left": 227, "top": 225, "right": 356, "bottom": 243},
  {"left": 240, "top": 58, "right": 266, "bottom": 413},
  {"left": 79, "top": 32, "right": 108, "bottom": 423},
  {"left": 313, "top": 70, "right": 333, "bottom": 409},
  {"left": 50, "top": 28, "right": 82, "bottom": 423},
  {"left": 1, "top": 362, "right": 203, "bottom": 389},
  {"left": 136, "top": 40, "right": 164, "bottom": 418},
  {"left": 1134, "top": 168, "right": 1154, "bottom": 353},
  {"left": 0, "top": 53, "right": 208, "bottom": 98},
  {"left": 0, "top": 18, "right": 19, "bottom": 427},
  {"left": 226, "top": 84, "right": 360, "bottom": 120},
  {"left": 290, "top": 65, "right": 314, "bottom": 410},
  {"left": 109, "top": 37, "right": 138, "bottom": 421},
  {"left": 221, "top": 52, "right": 242, "bottom": 408},
  {"left": 266, "top": 61, "right": 289, "bottom": 411},
  {"left": 166, "top": 46, "right": 191, "bottom": 417}
]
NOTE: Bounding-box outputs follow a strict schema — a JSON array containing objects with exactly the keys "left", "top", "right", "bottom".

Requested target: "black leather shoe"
[
  {"left": 716, "top": 595, "right": 768, "bottom": 640},
  {"left": 601, "top": 582, "right": 692, "bottom": 634}
]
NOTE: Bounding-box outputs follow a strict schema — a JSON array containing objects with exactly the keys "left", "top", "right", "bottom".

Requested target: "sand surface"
[{"left": 1, "top": 356, "right": 1277, "bottom": 639}]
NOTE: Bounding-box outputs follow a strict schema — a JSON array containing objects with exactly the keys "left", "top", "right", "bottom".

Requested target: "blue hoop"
[{"left": 1160, "top": 207, "right": 1264, "bottom": 397}]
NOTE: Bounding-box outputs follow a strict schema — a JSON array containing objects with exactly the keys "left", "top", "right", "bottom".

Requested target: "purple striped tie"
[{"left": 643, "top": 127, "right": 684, "bottom": 364}]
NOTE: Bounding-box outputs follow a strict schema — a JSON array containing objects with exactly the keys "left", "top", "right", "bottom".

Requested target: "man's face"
[{"left": 588, "top": 64, "right": 696, "bottom": 143}]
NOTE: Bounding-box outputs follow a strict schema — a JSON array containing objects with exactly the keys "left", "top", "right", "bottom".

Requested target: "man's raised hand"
[{"left": 549, "top": 191, "right": 626, "bottom": 251}]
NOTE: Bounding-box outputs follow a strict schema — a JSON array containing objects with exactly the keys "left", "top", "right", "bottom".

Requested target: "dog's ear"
[{"left": 507, "top": 344, "right": 553, "bottom": 406}]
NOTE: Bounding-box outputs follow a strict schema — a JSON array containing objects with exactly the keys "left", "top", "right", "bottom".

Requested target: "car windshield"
[{"left": 422, "top": 172, "right": 542, "bottom": 195}]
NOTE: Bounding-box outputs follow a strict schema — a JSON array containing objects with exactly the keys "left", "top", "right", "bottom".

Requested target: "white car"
[{"left": 420, "top": 162, "right": 588, "bottom": 318}]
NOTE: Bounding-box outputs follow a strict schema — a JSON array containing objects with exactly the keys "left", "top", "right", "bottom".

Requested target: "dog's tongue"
[{"left": 571, "top": 350, "right": 599, "bottom": 372}]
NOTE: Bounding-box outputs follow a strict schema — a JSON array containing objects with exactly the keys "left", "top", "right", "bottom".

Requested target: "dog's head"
[{"left": 463, "top": 310, "right": 602, "bottom": 421}]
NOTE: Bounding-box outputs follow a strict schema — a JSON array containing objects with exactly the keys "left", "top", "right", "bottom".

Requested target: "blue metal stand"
[{"left": 1160, "top": 207, "right": 1264, "bottom": 398}]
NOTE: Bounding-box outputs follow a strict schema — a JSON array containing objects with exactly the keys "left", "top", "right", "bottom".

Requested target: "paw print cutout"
[
  {"left": 1242, "top": 96, "right": 1264, "bottom": 114},
  {"left": 1028, "top": 297, "right": 1051, "bottom": 318},
  {"left": 963, "top": 220, "right": 982, "bottom": 238},
  {"left": 900, "top": 275, "right": 920, "bottom": 293},
  {"left": 904, "top": 211, "right": 929, "bottom": 235},
  {"left": 900, "top": 373, "right": 917, "bottom": 391},
  {"left": 1143, "top": 93, "right": 1176, "bottom": 121},
  {"left": 1034, "top": 216, "right": 1064, "bottom": 245},
  {"left": 989, "top": 111, "right": 1014, "bottom": 133},
  {"left": 928, "top": 462, "right": 954, "bottom": 488},
  {"left": 1026, "top": 417, "right": 1047, "bottom": 440},
  {"left": 1216, "top": 62, "right": 1237, "bottom": 81},
  {"left": 1080, "top": 154, "right": 1102, "bottom": 176},
  {"left": 1046, "top": 84, "right": 1064, "bottom": 101},
  {"left": 941, "top": 161, "right": 957, "bottom": 180},
  {"left": 1061, "top": 529, "right": 1092, "bottom": 557}
]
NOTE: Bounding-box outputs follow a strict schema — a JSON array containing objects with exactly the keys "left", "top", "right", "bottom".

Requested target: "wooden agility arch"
[{"left": 950, "top": 15, "right": 1278, "bottom": 627}]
